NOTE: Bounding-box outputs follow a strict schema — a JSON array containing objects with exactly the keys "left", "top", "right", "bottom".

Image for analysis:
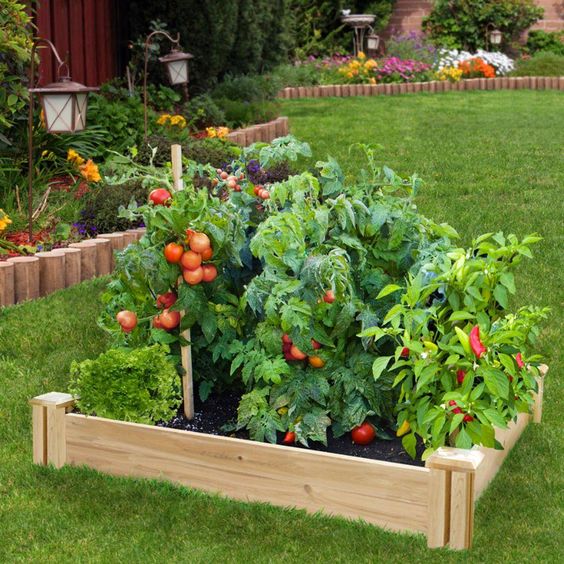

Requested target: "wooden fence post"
[
  {"left": 532, "top": 364, "right": 548, "bottom": 423},
  {"left": 426, "top": 448, "right": 484, "bottom": 550},
  {"left": 29, "top": 392, "right": 75, "bottom": 468}
]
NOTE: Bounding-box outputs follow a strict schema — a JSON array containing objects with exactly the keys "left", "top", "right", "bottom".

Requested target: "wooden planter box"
[{"left": 30, "top": 367, "right": 546, "bottom": 550}]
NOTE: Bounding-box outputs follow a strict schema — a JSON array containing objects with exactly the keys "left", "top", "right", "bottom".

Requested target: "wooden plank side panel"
[
  {"left": 35, "top": 0, "right": 54, "bottom": 84},
  {"left": 52, "top": 0, "right": 71, "bottom": 69},
  {"left": 83, "top": 0, "right": 98, "bottom": 86},
  {"left": 474, "top": 412, "right": 530, "bottom": 499},
  {"left": 68, "top": 0, "right": 86, "bottom": 84},
  {"left": 65, "top": 414, "right": 429, "bottom": 533}
]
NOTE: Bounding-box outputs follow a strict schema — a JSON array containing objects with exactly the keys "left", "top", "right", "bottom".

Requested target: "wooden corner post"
[
  {"left": 29, "top": 392, "right": 75, "bottom": 468},
  {"left": 170, "top": 144, "right": 194, "bottom": 420},
  {"left": 426, "top": 448, "right": 485, "bottom": 550},
  {"left": 533, "top": 364, "right": 548, "bottom": 424}
]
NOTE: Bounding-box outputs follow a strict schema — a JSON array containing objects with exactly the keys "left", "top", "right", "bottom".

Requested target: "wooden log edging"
[
  {"left": 0, "top": 228, "right": 147, "bottom": 307},
  {"left": 29, "top": 366, "right": 546, "bottom": 551},
  {"left": 277, "top": 76, "right": 564, "bottom": 99},
  {"left": 226, "top": 116, "right": 289, "bottom": 146}
]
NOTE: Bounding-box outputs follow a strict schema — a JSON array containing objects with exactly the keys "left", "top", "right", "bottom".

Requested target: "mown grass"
[{"left": 1, "top": 90, "right": 563, "bottom": 562}]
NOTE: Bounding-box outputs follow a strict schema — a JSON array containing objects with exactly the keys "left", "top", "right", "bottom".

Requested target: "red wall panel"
[{"left": 35, "top": 0, "right": 116, "bottom": 87}]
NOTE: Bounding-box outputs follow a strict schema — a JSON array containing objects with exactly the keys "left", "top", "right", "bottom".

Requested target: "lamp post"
[
  {"left": 27, "top": 39, "right": 98, "bottom": 240},
  {"left": 485, "top": 25, "right": 503, "bottom": 51},
  {"left": 143, "top": 31, "right": 193, "bottom": 141},
  {"left": 366, "top": 27, "right": 380, "bottom": 55}
]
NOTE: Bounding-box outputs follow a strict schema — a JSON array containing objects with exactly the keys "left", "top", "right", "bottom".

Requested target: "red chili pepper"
[
  {"left": 456, "top": 369, "right": 466, "bottom": 384},
  {"left": 469, "top": 325, "right": 486, "bottom": 358},
  {"left": 516, "top": 353, "right": 525, "bottom": 369},
  {"left": 282, "top": 431, "right": 296, "bottom": 445},
  {"left": 400, "top": 347, "right": 409, "bottom": 358},
  {"left": 463, "top": 414, "right": 474, "bottom": 422}
]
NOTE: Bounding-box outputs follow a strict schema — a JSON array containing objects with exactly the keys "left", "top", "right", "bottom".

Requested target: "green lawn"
[{"left": 1, "top": 91, "right": 563, "bottom": 562}]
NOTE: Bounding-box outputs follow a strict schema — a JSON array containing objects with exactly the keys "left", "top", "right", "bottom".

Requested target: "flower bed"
[{"left": 30, "top": 366, "right": 546, "bottom": 550}]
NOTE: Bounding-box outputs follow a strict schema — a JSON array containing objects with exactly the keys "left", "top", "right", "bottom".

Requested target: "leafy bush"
[
  {"left": 77, "top": 180, "right": 148, "bottom": 235},
  {"left": 136, "top": 135, "right": 239, "bottom": 168},
  {"left": 510, "top": 51, "right": 564, "bottom": 76},
  {"left": 97, "top": 137, "right": 547, "bottom": 457},
  {"left": 214, "top": 99, "right": 280, "bottom": 129},
  {"left": 423, "top": 0, "right": 543, "bottom": 51},
  {"left": 525, "top": 30, "right": 564, "bottom": 56},
  {"left": 0, "top": 1, "right": 32, "bottom": 148},
  {"left": 69, "top": 345, "right": 182, "bottom": 424},
  {"left": 183, "top": 94, "right": 226, "bottom": 131},
  {"left": 385, "top": 32, "right": 437, "bottom": 65},
  {"left": 211, "top": 74, "right": 280, "bottom": 103}
]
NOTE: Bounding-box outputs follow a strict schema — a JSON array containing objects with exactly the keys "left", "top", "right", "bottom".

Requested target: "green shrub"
[
  {"left": 77, "top": 180, "right": 148, "bottom": 234},
  {"left": 525, "top": 30, "right": 564, "bottom": 56},
  {"left": 69, "top": 345, "right": 182, "bottom": 424},
  {"left": 0, "top": 1, "right": 32, "bottom": 148},
  {"left": 211, "top": 74, "right": 280, "bottom": 103},
  {"left": 268, "top": 63, "right": 321, "bottom": 87},
  {"left": 510, "top": 52, "right": 564, "bottom": 76},
  {"left": 184, "top": 94, "right": 226, "bottom": 131},
  {"left": 136, "top": 135, "right": 239, "bottom": 168},
  {"left": 423, "top": 0, "right": 543, "bottom": 51},
  {"left": 215, "top": 99, "right": 280, "bottom": 129}
]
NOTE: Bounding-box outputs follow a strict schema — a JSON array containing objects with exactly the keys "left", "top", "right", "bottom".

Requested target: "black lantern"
[
  {"left": 30, "top": 78, "right": 97, "bottom": 133},
  {"left": 490, "top": 29, "right": 502, "bottom": 46},
  {"left": 159, "top": 49, "right": 193, "bottom": 86},
  {"left": 27, "top": 39, "right": 98, "bottom": 239}
]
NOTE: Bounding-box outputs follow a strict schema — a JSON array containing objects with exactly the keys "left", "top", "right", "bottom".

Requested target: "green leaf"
[
  {"left": 499, "top": 271, "right": 516, "bottom": 294},
  {"left": 455, "top": 428, "right": 473, "bottom": 449},
  {"left": 483, "top": 408, "right": 508, "bottom": 429},
  {"left": 402, "top": 432, "right": 417, "bottom": 458},
  {"left": 372, "top": 356, "right": 392, "bottom": 381},
  {"left": 450, "top": 412, "right": 464, "bottom": 433},
  {"left": 493, "top": 284, "right": 508, "bottom": 309},
  {"left": 376, "top": 284, "right": 402, "bottom": 299},
  {"left": 449, "top": 310, "right": 475, "bottom": 322},
  {"left": 482, "top": 367, "right": 510, "bottom": 399}
]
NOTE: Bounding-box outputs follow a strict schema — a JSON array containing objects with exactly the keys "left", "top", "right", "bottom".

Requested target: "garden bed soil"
[{"left": 159, "top": 389, "right": 425, "bottom": 467}]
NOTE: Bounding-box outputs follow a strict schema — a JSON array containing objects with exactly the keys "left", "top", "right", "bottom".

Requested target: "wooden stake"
[{"left": 170, "top": 143, "right": 194, "bottom": 419}]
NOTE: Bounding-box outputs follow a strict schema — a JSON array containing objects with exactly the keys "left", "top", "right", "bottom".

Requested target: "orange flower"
[{"left": 79, "top": 159, "right": 101, "bottom": 183}]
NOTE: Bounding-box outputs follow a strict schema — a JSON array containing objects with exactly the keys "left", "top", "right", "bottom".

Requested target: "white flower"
[{"left": 435, "top": 48, "right": 514, "bottom": 75}]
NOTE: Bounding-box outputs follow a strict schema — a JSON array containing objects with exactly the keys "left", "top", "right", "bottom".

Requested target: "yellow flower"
[
  {"left": 357, "top": 51, "right": 366, "bottom": 60},
  {"left": 156, "top": 114, "right": 171, "bottom": 126},
  {"left": 369, "top": 77, "right": 376, "bottom": 85},
  {"left": 79, "top": 159, "right": 101, "bottom": 183},
  {"left": 206, "top": 127, "right": 217, "bottom": 138},
  {"left": 0, "top": 209, "right": 12, "bottom": 233},
  {"left": 346, "top": 71, "right": 353, "bottom": 78},
  {"left": 67, "top": 148, "right": 85, "bottom": 166},
  {"left": 216, "top": 126, "right": 230, "bottom": 139},
  {"left": 169, "top": 114, "right": 187, "bottom": 128}
]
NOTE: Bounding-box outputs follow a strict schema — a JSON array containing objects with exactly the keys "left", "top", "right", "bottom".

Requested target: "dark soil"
[{"left": 158, "top": 389, "right": 425, "bottom": 468}]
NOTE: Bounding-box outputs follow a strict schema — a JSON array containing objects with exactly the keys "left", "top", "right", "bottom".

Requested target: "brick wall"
[{"left": 385, "top": 0, "right": 563, "bottom": 36}]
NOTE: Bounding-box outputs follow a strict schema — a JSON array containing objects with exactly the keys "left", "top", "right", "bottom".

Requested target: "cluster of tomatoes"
[
  {"left": 281, "top": 334, "right": 325, "bottom": 368},
  {"left": 211, "top": 169, "right": 244, "bottom": 192},
  {"left": 164, "top": 230, "right": 217, "bottom": 286},
  {"left": 252, "top": 184, "right": 270, "bottom": 200}
]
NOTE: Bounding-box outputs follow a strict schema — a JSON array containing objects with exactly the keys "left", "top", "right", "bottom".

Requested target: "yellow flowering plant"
[
  {"left": 66, "top": 149, "right": 101, "bottom": 183},
  {"left": 337, "top": 52, "right": 378, "bottom": 84},
  {"left": 205, "top": 126, "right": 230, "bottom": 139},
  {"left": 0, "top": 209, "right": 12, "bottom": 234},
  {"left": 435, "top": 66, "right": 463, "bottom": 83}
]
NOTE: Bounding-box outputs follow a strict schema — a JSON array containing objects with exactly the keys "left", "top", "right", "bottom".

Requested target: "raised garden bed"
[
  {"left": 277, "top": 76, "right": 564, "bottom": 99},
  {"left": 30, "top": 365, "right": 546, "bottom": 551}
]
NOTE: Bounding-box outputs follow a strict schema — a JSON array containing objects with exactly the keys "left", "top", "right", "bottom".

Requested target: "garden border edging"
[
  {"left": 29, "top": 365, "right": 546, "bottom": 551},
  {"left": 277, "top": 76, "right": 564, "bottom": 99}
]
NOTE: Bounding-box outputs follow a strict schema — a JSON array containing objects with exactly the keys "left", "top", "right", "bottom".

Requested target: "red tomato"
[
  {"left": 180, "top": 250, "right": 202, "bottom": 271},
  {"left": 227, "top": 179, "right": 237, "bottom": 189},
  {"left": 156, "top": 291, "right": 177, "bottom": 309},
  {"left": 323, "top": 290, "right": 335, "bottom": 304},
  {"left": 351, "top": 422, "right": 376, "bottom": 445},
  {"left": 200, "top": 247, "right": 213, "bottom": 261},
  {"left": 253, "top": 185, "right": 262, "bottom": 196},
  {"left": 183, "top": 266, "right": 204, "bottom": 285},
  {"left": 284, "top": 351, "right": 296, "bottom": 361},
  {"left": 189, "top": 232, "right": 211, "bottom": 254},
  {"left": 259, "top": 189, "right": 270, "bottom": 200},
  {"left": 153, "top": 315, "right": 164, "bottom": 329},
  {"left": 282, "top": 342, "right": 292, "bottom": 353},
  {"left": 220, "top": 171, "right": 228, "bottom": 180},
  {"left": 282, "top": 334, "right": 292, "bottom": 345},
  {"left": 234, "top": 184, "right": 242, "bottom": 192},
  {"left": 159, "top": 309, "right": 181, "bottom": 330},
  {"left": 202, "top": 264, "right": 218, "bottom": 282},
  {"left": 308, "top": 356, "right": 325, "bottom": 368},
  {"left": 116, "top": 310, "right": 137, "bottom": 332},
  {"left": 311, "top": 339, "right": 321, "bottom": 350},
  {"left": 149, "top": 188, "right": 172, "bottom": 206},
  {"left": 290, "top": 345, "right": 307, "bottom": 360},
  {"left": 164, "top": 242, "right": 184, "bottom": 263},
  {"left": 282, "top": 431, "right": 296, "bottom": 445}
]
